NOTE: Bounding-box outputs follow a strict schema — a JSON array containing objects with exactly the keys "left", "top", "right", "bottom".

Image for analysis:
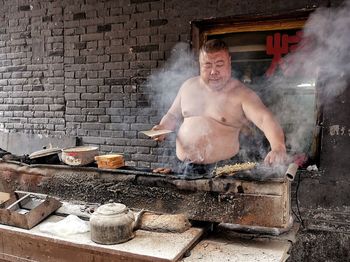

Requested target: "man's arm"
[
  {"left": 152, "top": 88, "right": 183, "bottom": 141},
  {"left": 241, "top": 90, "right": 287, "bottom": 165}
]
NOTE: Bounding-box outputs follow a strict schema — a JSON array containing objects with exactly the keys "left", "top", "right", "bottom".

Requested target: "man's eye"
[
  {"left": 203, "top": 64, "right": 212, "bottom": 69},
  {"left": 216, "top": 63, "right": 224, "bottom": 67}
]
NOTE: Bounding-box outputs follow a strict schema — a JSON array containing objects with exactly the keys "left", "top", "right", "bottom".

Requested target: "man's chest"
[{"left": 181, "top": 90, "right": 245, "bottom": 124}]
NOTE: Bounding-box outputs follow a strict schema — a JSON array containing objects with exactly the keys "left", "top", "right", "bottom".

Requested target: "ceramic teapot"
[{"left": 90, "top": 202, "right": 136, "bottom": 244}]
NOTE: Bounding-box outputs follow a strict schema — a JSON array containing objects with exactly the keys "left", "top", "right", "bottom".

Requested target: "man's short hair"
[{"left": 200, "top": 39, "right": 229, "bottom": 54}]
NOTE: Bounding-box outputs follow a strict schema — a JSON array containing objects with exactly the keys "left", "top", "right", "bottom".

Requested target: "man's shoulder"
[
  {"left": 228, "top": 79, "right": 253, "bottom": 94},
  {"left": 180, "top": 76, "right": 200, "bottom": 91},
  {"left": 183, "top": 76, "right": 200, "bottom": 86},
  {"left": 227, "top": 79, "right": 260, "bottom": 103}
]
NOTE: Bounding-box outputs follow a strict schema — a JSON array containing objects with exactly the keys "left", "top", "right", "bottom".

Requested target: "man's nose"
[{"left": 210, "top": 67, "right": 218, "bottom": 75}]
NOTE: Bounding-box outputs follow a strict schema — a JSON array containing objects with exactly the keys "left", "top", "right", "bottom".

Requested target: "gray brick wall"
[{"left": 0, "top": 0, "right": 327, "bottom": 167}]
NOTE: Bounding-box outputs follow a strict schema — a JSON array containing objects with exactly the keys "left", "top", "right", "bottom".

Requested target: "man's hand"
[
  {"left": 151, "top": 125, "right": 167, "bottom": 142},
  {"left": 264, "top": 149, "right": 287, "bottom": 166}
]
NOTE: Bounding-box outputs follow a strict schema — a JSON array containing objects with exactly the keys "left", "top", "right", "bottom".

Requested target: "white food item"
[{"left": 39, "top": 214, "right": 90, "bottom": 237}]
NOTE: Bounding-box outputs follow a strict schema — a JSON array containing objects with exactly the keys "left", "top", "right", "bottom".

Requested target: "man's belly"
[{"left": 176, "top": 116, "right": 240, "bottom": 164}]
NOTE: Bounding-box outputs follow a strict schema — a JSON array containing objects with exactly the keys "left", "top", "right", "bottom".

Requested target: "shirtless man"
[{"left": 152, "top": 39, "right": 287, "bottom": 166}]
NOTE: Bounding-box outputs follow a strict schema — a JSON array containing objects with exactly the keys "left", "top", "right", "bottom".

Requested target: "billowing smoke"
[
  {"left": 149, "top": 42, "right": 198, "bottom": 112},
  {"left": 284, "top": 0, "right": 350, "bottom": 98},
  {"left": 148, "top": 42, "right": 198, "bottom": 168},
  {"left": 270, "top": 1, "right": 350, "bottom": 156}
]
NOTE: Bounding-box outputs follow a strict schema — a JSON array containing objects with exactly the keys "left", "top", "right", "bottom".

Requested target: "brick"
[
  {"left": 130, "top": 27, "right": 158, "bottom": 37},
  {"left": 65, "top": 93, "right": 80, "bottom": 100},
  {"left": 80, "top": 33, "right": 103, "bottom": 42},
  {"left": 87, "top": 101, "right": 98, "bottom": 107},
  {"left": 111, "top": 54, "right": 123, "bottom": 62},
  {"left": 87, "top": 71, "right": 98, "bottom": 78},
  {"left": 8, "top": 105, "right": 28, "bottom": 111},
  {"left": 86, "top": 55, "right": 98, "bottom": 63},
  {"left": 97, "top": 24, "right": 111, "bottom": 32},
  {"left": 74, "top": 56, "right": 85, "bottom": 64},
  {"left": 87, "top": 115, "right": 98, "bottom": 122},
  {"left": 82, "top": 108, "right": 105, "bottom": 115},
  {"left": 76, "top": 101, "right": 87, "bottom": 107},
  {"left": 131, "top": 153, "right": 157, "bottom": 162},
  {"left": 99, "top": 101, "right": 111, "bottom": 108},
  {"left": 55, "top": 125, "right": 66, "bottom": 131},
  {"left": 130, "top": 60, "right": 157, "bottom": 69},
  {"left": 49, "top": 104, "right": 65, "bottom": 111},
  {"left": 100, "top": 131, "right": 123, "bottom": 138},
  {"left": 73, "top": 12, "right": 86, "bottom": 20},
  {"left": 137, "top": 20, "right": 150, "bottom": 29},
  {"left": 82, "top": 123, "right": 105, "bottom": 130},
  {"left": 75, "top": 42, "right": 87, "bottom": 50},
  {"left": 133, "top": 138, "right": 159, "bottom": 147},
  {"left": 105, "top": 78, "right": 130, "bottom": 85},
  {"left": 104, "top": 62, "right": 129, "bottom": 70},
  {"left": 87, "top": 86, "right": 98, "bottom": 93},
  {"left": 150, "top": 18, "right": 168, "bottom": 27},
  {"left": 106, "top": 138, "right": 129, "bottom": 146},
  {"left": 98, "top": 116, "right": 110, "bottom": 123},
  {"left": 48, "top": 118, "right": 65, "bottom": 125},
  {"left": 131, "top": 44, "right": 158, "bottom": 53},
  {"left": 81, "top": 136, "right": 106, "bottom": 144},
  {"left": 81, "top": 78, "right": 104, "bottom": 86},
  {"left": 131, "top": 123, "right": 153, "bottom": 131},
  {"left": 105, "top": 123, "right": 130, "bottom": 131},
  {"left": 30, "top": 118, "right": 49, "bottom": 124},
  {"left": 137, "top": 147, "right": 150, "bottom": 154},
  {"left": 31, "top": 104, "right": 49, "bottom": 111},
  {"left": 4, "top": 65, "right": 27, "bottom": 72},
  {"left": 80, "top": 93, "right": 104, "bottom": 100},
  {"left": 136, "top": 52, "right": 150, "bottom": 60},
  {"left": 44, "top": 98, "right": 55, "bottom": 104}
]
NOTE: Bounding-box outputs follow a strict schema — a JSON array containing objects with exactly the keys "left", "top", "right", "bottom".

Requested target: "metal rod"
[{"left": 6, "top": 194, "right": 31, "bottom": 210}]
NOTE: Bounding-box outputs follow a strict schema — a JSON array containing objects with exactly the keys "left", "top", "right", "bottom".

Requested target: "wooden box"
[{"left": 0, "top": 191, "right": 62, "bottom": 229}]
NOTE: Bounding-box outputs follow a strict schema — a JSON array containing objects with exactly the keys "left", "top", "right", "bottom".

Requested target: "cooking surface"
[
  {"left": 116, "top": 165, "right": 286, "bottom": 182},
  {"left": 0, "top": 160, "right": 291, "bottom": 228}
]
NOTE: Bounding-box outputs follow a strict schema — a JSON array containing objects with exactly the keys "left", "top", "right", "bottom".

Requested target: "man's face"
[{"left": 199, "top": 50, "right": 231, "bottom": 91}]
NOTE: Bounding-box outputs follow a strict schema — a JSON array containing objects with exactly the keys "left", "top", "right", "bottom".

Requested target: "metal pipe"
[{"left": 285, "top": 163, "right": 299, "bottom": 181}]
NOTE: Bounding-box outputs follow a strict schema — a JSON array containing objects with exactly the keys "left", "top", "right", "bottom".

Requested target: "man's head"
[{"left": 199, "top": 39, "right": 231, "bottom": 91}]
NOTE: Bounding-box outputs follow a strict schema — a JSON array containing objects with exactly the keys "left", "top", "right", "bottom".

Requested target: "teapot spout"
[{"left": 133, "top": 209, "right": 145, "bottom": 230}]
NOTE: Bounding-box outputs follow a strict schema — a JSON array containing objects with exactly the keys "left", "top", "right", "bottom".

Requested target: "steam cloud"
[
  {"left": 285, "top": 0, "right": 350, "bottom": 98},
  {"left": 149, "top": 43, "right": 198, "bottom": 112},
  {"left": 271, "top": 0, "right": 350, "bottom": 155},
  {"left": 148, "top": 43, "right": 198, "bottom": 169}
]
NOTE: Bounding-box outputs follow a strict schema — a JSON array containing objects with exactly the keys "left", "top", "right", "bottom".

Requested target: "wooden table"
[{"left": 0, "top": 215, "right": 203, "bottom": 262}]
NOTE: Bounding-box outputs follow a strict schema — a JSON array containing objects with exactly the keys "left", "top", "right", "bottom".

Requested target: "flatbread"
[{"left": 140, "top": 129, "right": 173, "bottom": 138}]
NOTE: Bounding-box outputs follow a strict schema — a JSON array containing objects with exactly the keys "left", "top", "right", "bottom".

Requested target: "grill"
[{"left": 0, "top": 160, "right": 291, "bottom": 230}]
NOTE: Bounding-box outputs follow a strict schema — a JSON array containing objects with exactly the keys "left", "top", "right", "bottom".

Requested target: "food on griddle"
[
  {"left": 213, "top": 162, "right": 257, "bottom": 177},
  {"left": 152, "top": 167, "right": 172, "bottom": 174}
]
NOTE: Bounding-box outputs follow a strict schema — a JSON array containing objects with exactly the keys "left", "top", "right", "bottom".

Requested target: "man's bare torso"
[{"left": 176, "top": 77, "right": 249, "bottom": 164}]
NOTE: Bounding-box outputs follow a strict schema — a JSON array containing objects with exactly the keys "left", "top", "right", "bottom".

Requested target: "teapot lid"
[{"left": 95, "top": 203, "right": 127, "bottom": 215}]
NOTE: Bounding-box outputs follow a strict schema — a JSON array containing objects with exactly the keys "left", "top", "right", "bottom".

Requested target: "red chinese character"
[{"left": 265, "top": 31, "right": 302, "bottom": 77}]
